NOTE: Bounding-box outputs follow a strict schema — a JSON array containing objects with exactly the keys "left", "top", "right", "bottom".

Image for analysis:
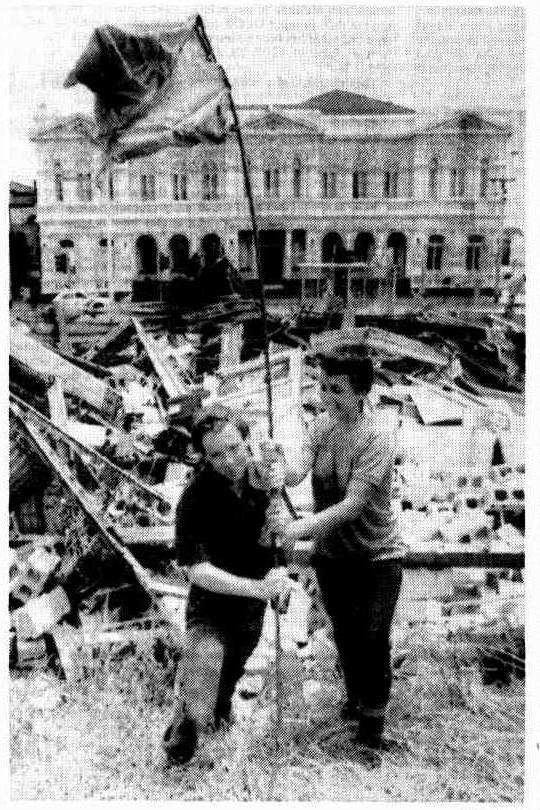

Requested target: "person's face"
[
  {"left": 202, "top": 422, "right": 250, "bottom": 483},
  {"left": 320, "top": 370, "right": 362, "bottom": 422}
]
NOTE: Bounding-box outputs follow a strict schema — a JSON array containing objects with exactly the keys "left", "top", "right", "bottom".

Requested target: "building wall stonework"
[{"left": 31, "top": 101, "right": 519, "bottom": 296}]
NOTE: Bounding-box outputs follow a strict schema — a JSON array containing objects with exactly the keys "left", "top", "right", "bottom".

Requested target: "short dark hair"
[
  {"left": 316, "top": 345, "right": 374, "bottom": 395},
  {"left": 190, "top": 404, "right": 251, "bottom": 454}
]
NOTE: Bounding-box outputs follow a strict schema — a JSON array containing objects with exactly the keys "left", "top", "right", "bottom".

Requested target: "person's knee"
[{"left": 181, "top": 634, "right": 224, "bottom": 703}]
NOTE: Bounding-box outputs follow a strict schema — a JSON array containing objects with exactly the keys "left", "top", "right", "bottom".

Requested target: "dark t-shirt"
[{"left": 176, "top": 465, "right": 280, "bottom": 627}]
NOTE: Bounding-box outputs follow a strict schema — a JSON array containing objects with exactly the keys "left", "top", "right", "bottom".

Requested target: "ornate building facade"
[{"left": 31, "top": 90, "right": 520, "bottom": 299}]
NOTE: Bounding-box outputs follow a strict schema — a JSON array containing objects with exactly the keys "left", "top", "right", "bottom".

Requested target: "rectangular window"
[
  {"left": 55, "top": 254, "right": 68, "bottom": 273},
  {"left": 108, "top": 172, "right": 115, "bottom": 200},
  {"left": 352, "top": 171, "right": 359, "bottom": 199},
  {"left": 466, "top": 238, "right": 483, "bottom": 272},
  {"left": 384, "top": 170, "right": 398, "bottom": 198},
  {"left": 141, "top": 174, "right": 156, "bottom": 200}
]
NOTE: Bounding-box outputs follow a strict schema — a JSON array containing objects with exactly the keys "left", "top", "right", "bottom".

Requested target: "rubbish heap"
[{"left": 9, "top": 302, "right": 525, "bottom": 683}]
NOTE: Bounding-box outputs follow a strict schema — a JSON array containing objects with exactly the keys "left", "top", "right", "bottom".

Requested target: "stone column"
[
  {"left": 187, "top": 170, "right": 199, "bottom": 202},
  {"left": 446, "top": 232, "right": 465, "bottom": 278},
  {"left": 283, "top": 231, "right": 293, "bottom": 280},
  {"left": 227, "top": 231, "right": 239, "bottom": 268},
  {"left": 157, "top": 169, "right": 170, "bottom": 201},
  {"left": 410, "top": 232, "right": 425, "bottom": 290}
]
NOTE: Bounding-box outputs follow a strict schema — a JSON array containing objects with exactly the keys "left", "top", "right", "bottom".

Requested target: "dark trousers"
[
  {"left": 315, "top": 557, "right": 403, "bottom": 720},
  {"left": 172, "top": 615, "right": 263, "bottom": 732}
]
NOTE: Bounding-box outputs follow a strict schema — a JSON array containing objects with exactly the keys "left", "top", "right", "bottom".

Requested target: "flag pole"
[
  {"left": 106, "top": 169, "right": 115, "bottom": 302},
  {"left": 194, "top": 16, "right": 285, "bottom": 753},
  {"left": 194, "top": 16, "right": 274, "bottom": 437}
]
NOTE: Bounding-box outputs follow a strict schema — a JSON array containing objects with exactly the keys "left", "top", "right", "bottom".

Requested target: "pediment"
[
  {"left": 244, "top": 110, "right": 318, "bottom": 134},
  {"left": 420, "top": 111, "right": 509, "bottom": 136},
  {"left": 31, "top": 114, "right": 97, "bottom": 141}
]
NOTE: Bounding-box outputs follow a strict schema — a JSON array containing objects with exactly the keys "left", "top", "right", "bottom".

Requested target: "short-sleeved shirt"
[
  {"left": 310, "top": 412, "right": 404, "bottom": 562},
  {"left": 176, "top": 465, "right": 281, "bottom": 627}
]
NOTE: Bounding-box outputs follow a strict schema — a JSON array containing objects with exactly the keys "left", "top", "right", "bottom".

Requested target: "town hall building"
[{"left": 31, "top": 90, "right": 522, "bottom": 300}]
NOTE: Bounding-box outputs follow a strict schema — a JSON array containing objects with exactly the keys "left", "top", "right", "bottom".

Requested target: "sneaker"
[{"left": 162, "top": 716, "right": 198, "bottom": 766}]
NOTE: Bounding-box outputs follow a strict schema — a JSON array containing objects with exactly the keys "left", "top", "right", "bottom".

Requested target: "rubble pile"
[{"left": 9, "top": 304, "right": 525, "bottom": 681}]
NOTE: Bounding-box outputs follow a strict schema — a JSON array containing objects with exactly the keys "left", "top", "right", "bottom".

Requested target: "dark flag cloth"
[{"left": 64, "top": 16, "right": 234, "bottom": 163}]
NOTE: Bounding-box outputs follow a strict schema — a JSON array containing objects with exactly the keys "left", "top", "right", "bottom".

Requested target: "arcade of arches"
[{"left": 45, "top": 226, "right": 517, "bottom": 299}]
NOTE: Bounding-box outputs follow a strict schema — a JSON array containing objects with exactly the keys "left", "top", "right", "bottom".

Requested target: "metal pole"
[
  {"left": 195, "top": 17, "right": 274, "bottom": 437},
  {"left": 194, "top": 16, "right": 284, "bottom": 741},
  {"left": 105, "top": 169, "right": 115, "bottom": 302}
]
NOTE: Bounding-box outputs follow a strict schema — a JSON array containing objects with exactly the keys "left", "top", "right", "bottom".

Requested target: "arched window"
[
  {"left": 202, "top": 163, "right": 219, "bottom": 200},
  {"left": 479, "top": 158, "right": 489, "bottom": 198},
  {"left": 264, "top": 167, "right": 280, "bottom": 198},
  {"left": 141, "top": 173, "right": 156, "bottom": 200},
  {"left": 352, "top": 170, "right": 368, "bottom": 199},
  {"left": 292, "top": 157, "right": 302, "bottom": 199},
  {"left": 426, "top": 235, "right": 444, "bottom": 272},
  {"left": 321, "top": 171, "right": 337, "bottom": 198},
  {"left": 291, "top": 229, "right": 306, "bottom": 268},
  {"left": 466, "top": 235, "right": 484, "bottom": 272},
  {"left": 428, "top": 157, "right": 439, "bottom": 199},
  {"left": 76, "top": 171, "right": 92, "bottom": 201},
  {"left": 450, "top": 167, "right": 466, "bottom": 197},
  {"left": 172, "top": 167, "right": 188, "bottom": 201},
  {"left": 53, "top": 161, "right": 63, "bottom": 202},
  {"left": 354, "top": 232, "right": 375, "bottom": 263}
]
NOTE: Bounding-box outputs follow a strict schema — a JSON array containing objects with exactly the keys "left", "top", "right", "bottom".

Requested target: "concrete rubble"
[{"left": 9, "top": 300, "right": 525, "bottom": 688}]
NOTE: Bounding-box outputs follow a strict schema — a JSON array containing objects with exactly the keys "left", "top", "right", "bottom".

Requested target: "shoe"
[
  {"left": 162, "top": 715, "right": 198, "bottom": 766},
  {"left": 354, "top": 744, "right": 382, "bottom": 770},
  {"left": 358, "top": 733, "right": 404, "bottom": 753}
]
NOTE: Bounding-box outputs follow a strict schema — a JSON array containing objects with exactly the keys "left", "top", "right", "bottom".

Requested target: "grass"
[{"left": 10, "top": 629, "right": 524, "bottom": 801}]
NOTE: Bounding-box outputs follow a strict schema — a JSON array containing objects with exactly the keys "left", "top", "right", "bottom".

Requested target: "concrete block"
[
  {"left": 494, "top": 523, "right": 524, "bottom": 550},
  {"left": 13, "top": 586, "right": 71, "bottom": 639},
  {"left": 16, "top": 636, "right": 49, "bottom": 669},
  {"left": 10, "top": 547, "right": 61, "bottom": 604}
]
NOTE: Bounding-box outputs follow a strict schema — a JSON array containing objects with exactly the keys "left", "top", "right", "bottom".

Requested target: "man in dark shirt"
[{"left": 162, "top": 406, "right": 294, "bottom": 766}]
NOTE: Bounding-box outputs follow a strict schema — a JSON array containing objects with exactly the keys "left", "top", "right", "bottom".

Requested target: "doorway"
[{"left": 259, "top": 230, "right": 285, "bottom": 284}]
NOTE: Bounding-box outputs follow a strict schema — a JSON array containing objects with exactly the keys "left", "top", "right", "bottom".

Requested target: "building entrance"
[{"left": 259, "top": 230, "right": 285, "bottom": 284}]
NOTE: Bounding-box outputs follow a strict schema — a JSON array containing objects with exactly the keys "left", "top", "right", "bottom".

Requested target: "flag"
[{"left": 64, "top": 16, "right": 235, "bottom": 163}]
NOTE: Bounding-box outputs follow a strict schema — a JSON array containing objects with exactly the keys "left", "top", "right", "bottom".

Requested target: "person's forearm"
[
  {"left": 284, "top": 444, "right": 313, "bottom": 487},
  {"left": 290, "top": 495, "right": 366, "bottom": 542},
  {"left": 188, "top": 562, "right": 265, "bottom": 600}
]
